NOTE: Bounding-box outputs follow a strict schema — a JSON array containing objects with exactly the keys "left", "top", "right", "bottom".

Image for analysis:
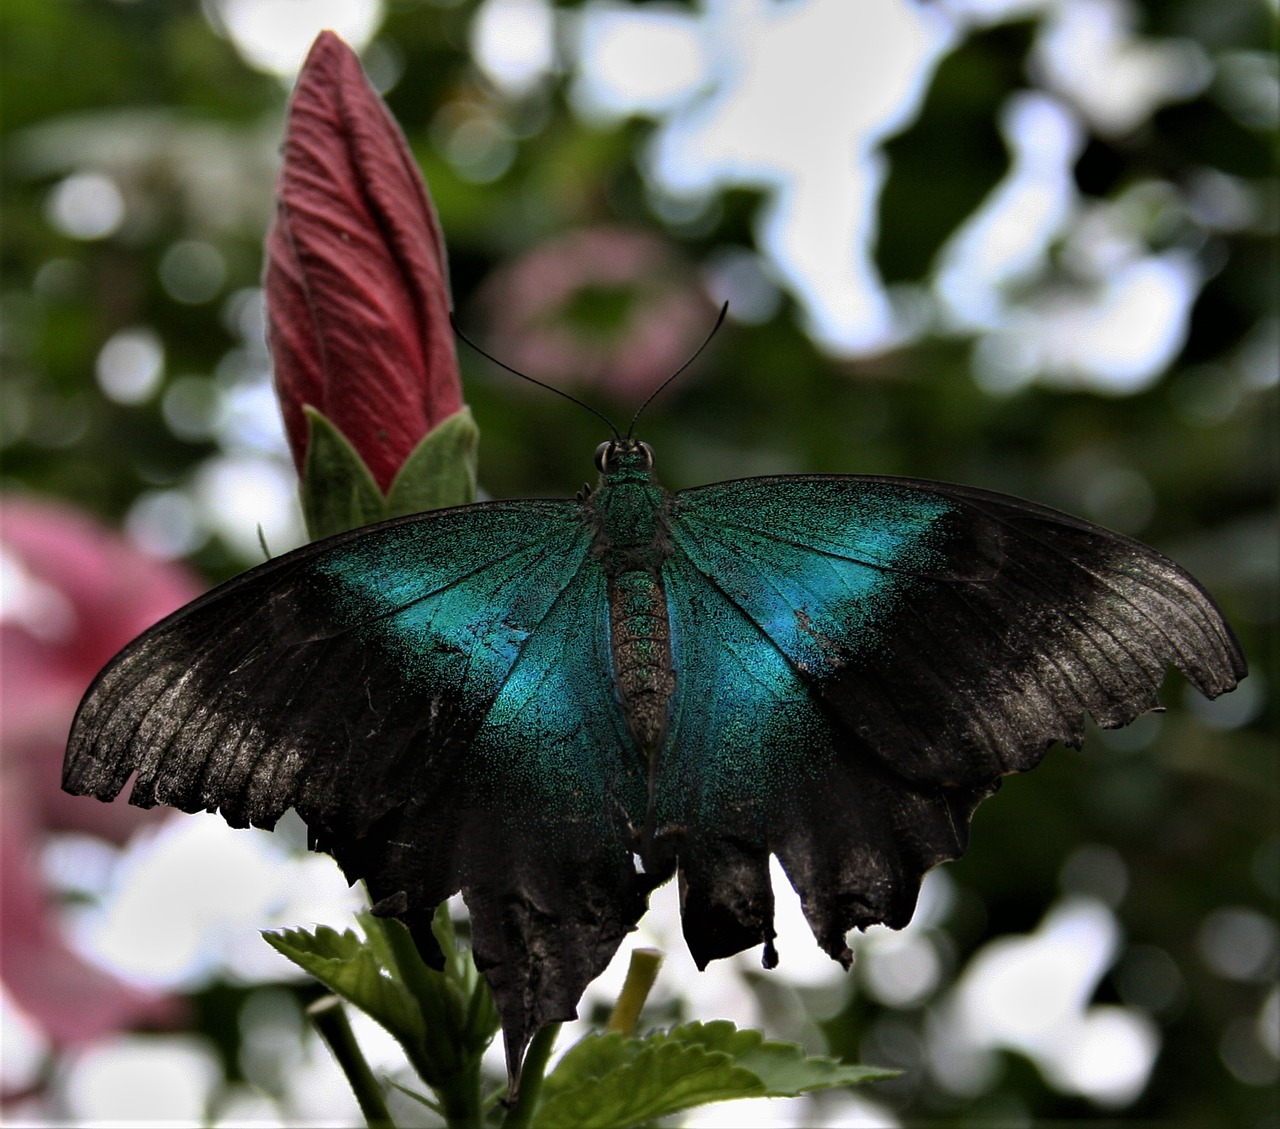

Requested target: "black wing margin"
[{"left": 814, "top": 477, "right": 1245, "bottom": 778}]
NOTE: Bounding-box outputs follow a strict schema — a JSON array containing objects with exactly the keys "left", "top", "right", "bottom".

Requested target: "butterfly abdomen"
[
  {"left": 590, "top": 459, "right": 678, "bottom": 755},
  {"left": 609, "top": 569, "right": 675, "bottom": 753}
]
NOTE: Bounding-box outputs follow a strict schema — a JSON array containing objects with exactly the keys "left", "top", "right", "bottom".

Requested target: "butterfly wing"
[
  {"left": 64, "top": 500, "right": 652, "bottom": 1068},
  {"left": 660, "top": 475, "right": 1245, "bottom": 967}
]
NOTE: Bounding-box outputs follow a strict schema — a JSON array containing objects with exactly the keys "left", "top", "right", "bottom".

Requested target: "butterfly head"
[{"left": 594, "top": 438, "right": 655, "bottom": 482}]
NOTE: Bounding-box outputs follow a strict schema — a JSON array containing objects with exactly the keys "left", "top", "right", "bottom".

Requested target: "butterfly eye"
[
  {"left": 594, "top": 442, "right": 612, "bottom": 472},
  {"left": 639, "top": 442, "right": 655, "bottom": 468}
]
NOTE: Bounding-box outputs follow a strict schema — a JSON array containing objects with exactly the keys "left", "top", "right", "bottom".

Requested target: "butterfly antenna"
[
  {"left": 625, "top": 301, "right": 728, "bottom": 439},
  {"left": 450, "top": 313, "right": 620, "bottom": 439}
]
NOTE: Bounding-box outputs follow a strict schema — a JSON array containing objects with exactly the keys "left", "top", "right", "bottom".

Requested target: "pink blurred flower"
[
  {"left": 1, "top": 496, "right": 199, "bottom": 1047},
  {"left": 266, "top": 31, "right": 462, "bottom": 493},
  {"left": 477, "top": 226, "right": 715, "bottom": 397}
]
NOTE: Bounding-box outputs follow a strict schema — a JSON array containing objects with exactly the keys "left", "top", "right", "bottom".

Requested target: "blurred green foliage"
[{"left": 2, "top": 0, "right": 1275, "bottom": 1125}]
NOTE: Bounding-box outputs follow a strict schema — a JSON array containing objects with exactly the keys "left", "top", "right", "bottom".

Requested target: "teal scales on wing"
[{"left": 63, "top": 438, "right": 1246, "bottom": 1076}]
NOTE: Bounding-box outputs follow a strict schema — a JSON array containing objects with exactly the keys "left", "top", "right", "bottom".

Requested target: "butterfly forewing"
[{"left": 67, "top": 502, "right": 580, "bottom": 816}]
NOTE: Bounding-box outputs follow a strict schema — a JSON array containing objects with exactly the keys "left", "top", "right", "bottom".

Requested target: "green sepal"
[
  {"left": 300, "top": 407, "right": 389, "bottom": 541},
  {"left": 385, "top": 407, "right": 479, "bottom": 518},
  {"left": 300, "top": 407, "right": 480, "bottom": 541},
  {"left": 532, "top": 1020, "right": 894, "bottom": 1129}
]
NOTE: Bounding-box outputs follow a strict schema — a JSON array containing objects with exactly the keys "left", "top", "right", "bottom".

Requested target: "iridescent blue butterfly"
[{"left": 63, "top": 416, "right": 1245, "bottom": 1073}]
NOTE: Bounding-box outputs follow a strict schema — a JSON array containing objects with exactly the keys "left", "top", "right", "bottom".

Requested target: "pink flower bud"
[{"left": 266, "top": 31, "right": 461, "bottom": 493}]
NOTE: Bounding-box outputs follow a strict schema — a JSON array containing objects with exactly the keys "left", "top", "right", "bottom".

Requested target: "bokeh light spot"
[
  {"left": 1114, "top": 943, "right": 1186, "bottom": 1016},
  {"left": 192, "top": 454, "right": 306, "bottom": 562},
  {"left": 861, "top": 933, "right": 943, "bottom": 1008},
  {"left": 44, "top": 171, "right": 125, "bottom": 240},
  {"left": 209, "top": 0, "right": 384, "bottom": 78},
  {"left": 71, "top": 814, "right": 360, "bottom": 990},
  {"left": 64, "top": 1035, "right": 220, "bottom": 1124},
  {"left": 1059, "top": 843, "right": 1129, "bottom": 907},
  {"left": 95, "top": 326, "right": 164, "bottom": 404},
  {"left": 0, "top": 985, "right": 50, "bottom": 1097},
  {"left": 0, "top": 544, "right": 77, "bottom": 643},
  {"left": 939, "top": 897, "right": 1160, "bottom": 1106},
  {"left": 1215, "top": 50, "right": 1280, "bottom": 131},
  {"left": 1220, "top": 1014, "right": 1280, "bottom": 1087},
  {"left": 1033, "top": 0, "right": 1211, "bottom": 136},
  {"left": 703, "top": 246, "right": 783, "bottom": 325},
  {"left": 472, "top": 0, "right": 556, "bottom": 95},
  {"left": 163, "top": 375, "right": 225, "bottom": 442},
  {"left": 443, "top": 116, "right": 517, "bottom": 183},
  {"left": 33, "top": 257, "right": 88, "bottom": 299},
  {"left": 1053, "top": 1005, "right": 1159, "bottom": 1108},
  {"left": 1259, "top": 986, "right": 1280, "bottom": 1059},
  {"left": 237, "top": 988, "right": 305, "bottom": 1095},
  {"left": 1081, "top": 465, "right": 1155, "bottom": 533},
  {"left": 571, "top": 4, "right": 707, "bottom": 119},
  {"left": 125, "top": 489, "right": 207, "bottom": 560},
  {"left": 159, "top": 240, "right": 228, "bottom": 305},
  {"left": 1184, "top": 669, "right": 1265, "bottom": 731},
  {"left": 1196, "top": 906, "right": 1280, "bottom": 982}
]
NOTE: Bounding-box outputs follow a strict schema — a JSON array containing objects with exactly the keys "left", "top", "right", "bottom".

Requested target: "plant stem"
[
  {"left": 606, "top": 948, "right": 664, "bottom": 1035},
  {"left": 501, "top": 1022, "right": 561, "bottom": 1129},
  {"left": 308, "top": 995, "right": 397, "bottom": 1129},
  {"left": 435, "top": 1056, "right": 484, "bottom": 1129}
]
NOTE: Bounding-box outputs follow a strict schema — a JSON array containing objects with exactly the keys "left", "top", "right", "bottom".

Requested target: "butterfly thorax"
[{"left": 590, "top": 444, "right": 676, "bottom": 757}]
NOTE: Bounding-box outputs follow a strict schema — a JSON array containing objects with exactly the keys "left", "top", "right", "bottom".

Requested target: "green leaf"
[
  {"left": 534, "top": 1034, "right": 761, "bottom": 1129},
  {"left": 371, "top": 915, "right": 468, "bottom": 1063},
  {"left": 266, "top": 912, "right": 500, "bottom": 1115},
  {"left": 263, "top": 924, "right": 424, "bottom": 1046},
  {"left": 299, "top": 407, "right": 478, "bottom": 539},
  {"left": 534, "top": 1021, "right": 892, "bottom": 1129},
  {"left": 676, "top": 1021, "right": 894, "bottom": 1093},
  {"left": 300, "top": 407, "right": 389, "bottom": 539},
  {"left": 366, "top": 909, "right": 500, "bottom": 1059},
  {"left": 385, "top": 1077, "right": 443, "bottom": 1115},
  {"left": 385, "top": 406, "right": 479, "bottom": 517}
]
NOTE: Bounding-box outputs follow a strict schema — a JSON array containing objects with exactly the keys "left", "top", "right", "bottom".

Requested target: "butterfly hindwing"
[
  {"left": 658, "top": 547, "right": 817, "bottom": 967},
  {"left": 460, "top": 559, "right": 654, "bottom": 1070},
  {"left": 661, "top": 474, "right": 1245, "bottom": 964}
]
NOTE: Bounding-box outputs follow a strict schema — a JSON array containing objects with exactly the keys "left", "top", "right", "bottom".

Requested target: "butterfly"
[{"left": 63, "top": 434, "right": 1245, "bottom": 1074}]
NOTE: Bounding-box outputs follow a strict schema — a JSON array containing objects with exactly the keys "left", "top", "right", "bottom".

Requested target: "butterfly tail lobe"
[
  {"left": 458, "top": 816, "right": 654, "bottom": 1088},
  {"left": 765, "top": 750, "right": 995, "bottom": 968},
  {"left": 676, "top": 837, "right": 776, "bottom": 970}
]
